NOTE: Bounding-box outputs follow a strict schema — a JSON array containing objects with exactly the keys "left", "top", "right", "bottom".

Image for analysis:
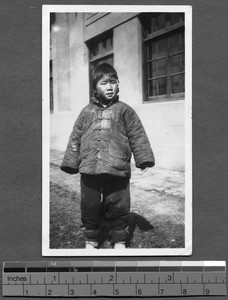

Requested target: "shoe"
[
  {"left": 114, "top": 242, "right": 126, "bottom": 249},
  {"left": 85, "top": 241, "right": 98, "bottom": 249}
]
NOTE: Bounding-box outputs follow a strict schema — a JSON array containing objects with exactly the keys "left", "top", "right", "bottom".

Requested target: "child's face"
[{"left": 95, "top": 75, "right": 119, "bottom": 103}]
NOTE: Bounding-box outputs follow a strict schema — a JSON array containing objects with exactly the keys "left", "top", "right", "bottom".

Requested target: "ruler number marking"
[
  {"left": 137, "top": 288, "right": 142, "bottom": 296},
  {"left": 92, "top": 289, "right": 97, "bottom": 296},
  {"left": 182, "top": 288, "right": 187, "bottom": 296},
  {"left": 69, "top": 289, "right": 74, "bottom": 296},
  {"left": 115, "top": 288, "right": 119, "bottom": 296}
]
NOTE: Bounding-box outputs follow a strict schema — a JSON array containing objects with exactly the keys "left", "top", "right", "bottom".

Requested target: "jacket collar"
[{"left": 92, "top": 95, "right": 119, "bottom": 108}]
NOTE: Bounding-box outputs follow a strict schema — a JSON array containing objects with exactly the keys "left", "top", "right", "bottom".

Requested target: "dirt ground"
[{"left": 49, "top": 159, "right": 185, "bottom": 249}]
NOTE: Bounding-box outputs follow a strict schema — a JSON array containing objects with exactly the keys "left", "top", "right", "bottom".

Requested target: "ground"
[{"left": 49, "top": 150, "right": 185, "bottom": 249}]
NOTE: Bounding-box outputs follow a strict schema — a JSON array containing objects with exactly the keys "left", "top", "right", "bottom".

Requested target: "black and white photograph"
[{"left": 42, "top": 5, "right": 192, "bottom": 256}]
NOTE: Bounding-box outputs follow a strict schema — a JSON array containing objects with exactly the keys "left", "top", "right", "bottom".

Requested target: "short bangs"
[{"left": 92, "top": 63, "right": 118, "bottom": 89}]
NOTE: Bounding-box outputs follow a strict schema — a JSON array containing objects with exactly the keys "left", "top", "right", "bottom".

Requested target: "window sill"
[{"left": 143, "top": 93, "right": 185, "bottom": 103}]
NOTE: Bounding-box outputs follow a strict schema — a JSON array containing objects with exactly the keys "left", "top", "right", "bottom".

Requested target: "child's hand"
[
  {"left": 60, "top": 166, "right": 78, "bottom": 174},
  {"left": 139, "top": 163, "right": 148, "bottom": 172}
]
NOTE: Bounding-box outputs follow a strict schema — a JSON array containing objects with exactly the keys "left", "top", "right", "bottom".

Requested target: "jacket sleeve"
[
  {"left": 124, "top": 106, "right": 155, "bottom": 169},
  {"left": 60, "top": 110, "right": 84, "bottom": 174}
]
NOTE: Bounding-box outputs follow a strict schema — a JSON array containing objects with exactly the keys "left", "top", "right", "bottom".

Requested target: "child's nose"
[{"left": 106, "top": 82, "right": 112, "bottom": 89}]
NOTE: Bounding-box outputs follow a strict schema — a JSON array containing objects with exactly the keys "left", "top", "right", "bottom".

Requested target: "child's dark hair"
[{"left": 92, "top": 63, "right": 118, "bottom": 90}]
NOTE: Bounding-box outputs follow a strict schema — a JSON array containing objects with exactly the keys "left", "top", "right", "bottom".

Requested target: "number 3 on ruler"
[{"left": 69, "top": 289, "right": 74, "bottom": 296}]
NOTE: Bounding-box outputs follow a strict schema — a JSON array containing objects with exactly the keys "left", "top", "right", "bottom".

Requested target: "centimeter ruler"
[{"left": 2, "top": 261, "right": 226, "bottom": 297}]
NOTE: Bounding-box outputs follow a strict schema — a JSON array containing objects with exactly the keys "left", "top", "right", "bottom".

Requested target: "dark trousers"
[{"left": 80, "top": 174, "right": 130, "bottom": 243}]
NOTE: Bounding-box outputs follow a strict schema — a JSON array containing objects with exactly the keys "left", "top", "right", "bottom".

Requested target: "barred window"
[{"left": 142, "top": 13, "right": 185, "bottom": 101}]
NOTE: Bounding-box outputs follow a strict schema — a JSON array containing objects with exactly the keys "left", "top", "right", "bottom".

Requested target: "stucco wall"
[
  {"left": 52, "top": 14, "right": 71, "bottom": 112},
  {"left": 68, "top": 13, "right": 89, "bottom": 112},
  {"left": 114, "top": 18, "right": 143, "bottom": 105},
  {"left": 134, "top": 101, "right": 185, "bottom": 171},
  {"left": 51, "top": 13, "right": 89, "bottom": 151}
]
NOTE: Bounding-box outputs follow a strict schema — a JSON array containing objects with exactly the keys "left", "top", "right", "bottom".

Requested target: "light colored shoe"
[
  {"left": 85, "top": 241, "right": 98, "bottom": 249},
  {"left": 114, "top": 242, "right": 126, "bottom": 249}
]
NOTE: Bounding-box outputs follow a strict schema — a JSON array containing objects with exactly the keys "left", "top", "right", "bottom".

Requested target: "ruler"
[{"left": 2, "top": 261, "right": 226, "bottom": 297}]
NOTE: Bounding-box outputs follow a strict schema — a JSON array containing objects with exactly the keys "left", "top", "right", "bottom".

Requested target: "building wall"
[
  {"left": 50, "top": 13, "right": 185, "bottom": 171},
  {"left": 114, "top": 18, "right": 143, "bottom": 106},
  {"left": 50, "top": 13, "right": 89, "bottom": 151},
  {"left": 136, "top": 101, "right": 185, "bottom": 171},
  {"left": 52, "top": 14, "right": 71, "bottom": 112},
  {"left": 84, "top": 13, "right": 139, "bottom": 40}
]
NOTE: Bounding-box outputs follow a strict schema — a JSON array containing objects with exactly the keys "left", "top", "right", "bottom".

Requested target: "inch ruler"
[{"left": 2, "top": 261, "right": 226, "bottom": 297}]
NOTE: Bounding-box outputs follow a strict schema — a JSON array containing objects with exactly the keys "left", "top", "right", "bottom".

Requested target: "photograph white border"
[{"left": 42, "top": 5, "right": 192, "bottom": 256}]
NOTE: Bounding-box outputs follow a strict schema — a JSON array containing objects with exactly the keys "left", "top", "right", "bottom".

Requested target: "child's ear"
[{"left": 93, "top": 90, "right": 99, "bottom": 98}]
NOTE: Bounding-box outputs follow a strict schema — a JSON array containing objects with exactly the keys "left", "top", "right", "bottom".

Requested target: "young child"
[{"left": 60, "top": 63, "right": 155, "bottom": 249}]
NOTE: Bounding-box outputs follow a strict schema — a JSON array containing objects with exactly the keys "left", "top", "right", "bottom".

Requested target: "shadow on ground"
[{"left": 49, "top": 161, "right": 185, "bottom": 249}]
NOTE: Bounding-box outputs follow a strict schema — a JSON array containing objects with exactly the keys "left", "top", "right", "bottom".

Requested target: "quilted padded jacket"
[{"left": 61, "top": 96, "right": 155, "bottom": 178}]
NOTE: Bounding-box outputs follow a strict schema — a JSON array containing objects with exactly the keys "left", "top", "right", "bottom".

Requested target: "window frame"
[
  {"left": 87, "top": 30, "right": 114, "bottom": 99},
  {"left": 141, "top": 13, "right": 185, "bottom": 103}
]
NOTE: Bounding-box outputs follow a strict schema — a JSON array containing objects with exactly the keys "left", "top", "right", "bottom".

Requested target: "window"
[
  {"left": 142, "top": 13, "right": 185, "bottom": 101},
  {"left": 87, "top": 31, "right": 114, "bottom": 98}
]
